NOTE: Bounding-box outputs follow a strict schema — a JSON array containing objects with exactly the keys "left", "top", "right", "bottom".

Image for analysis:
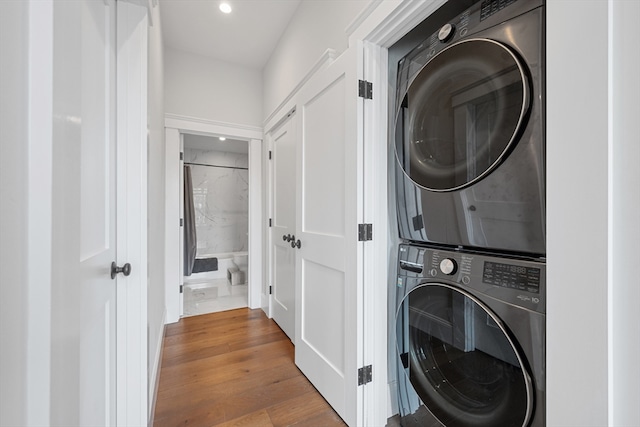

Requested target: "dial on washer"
[
  {"left": 438, "top": 23, "right": 456, "bottom": 43},
  {"left": 439, "top": 258, "right": 457, "bottom": 275}
]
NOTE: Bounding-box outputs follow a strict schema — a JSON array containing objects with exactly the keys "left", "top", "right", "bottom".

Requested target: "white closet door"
[
  {"left": 294, "top": 45, "right": 364, "bottom": 426},
  {"left": 270, "top": 115, "right": 297, "bottom": 341},
  {"left": 51, "top": 0, "right": 118, "bottom": 424}
]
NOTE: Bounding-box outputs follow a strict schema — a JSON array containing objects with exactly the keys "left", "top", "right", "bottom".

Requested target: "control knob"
[
  {"left": 439, "top": 258, "right": 457, "bottom": 275},
  {"left": 438, "top": 23, "right": 456, "bottom": 43}
]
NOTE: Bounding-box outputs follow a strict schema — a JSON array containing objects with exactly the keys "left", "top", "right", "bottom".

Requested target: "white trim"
[
  {"left": 165, "top": 113, "right": 262, "bottom": 140},
  {"left": 350, "top": 0, "right": 446, "bottom": 47},
  {"left": 26, "top": 1, "right": 53, "bottom": 424},
  {"left": 148, "top": 310, "right": 166, "bottom": 423},
  {"left": 116, "top": 3, "right": 148, "bottom": 425},
  {"left": 608, "top": 1, "right": 640, "bottom": 424},
  {"left": 361, "top": 40, "right": 390, "bottom": 427},
  {"left": 262, "top": 48, "right": 338, "bottom": 127},
  {"left": 248, "top": 138, "right": 263, "bottom": 309},
  {"left": 164, "top": 128, "right": 181, "bottom": 324},
  {"left": 265, "top": 106, "right": 296, "bottom": 136},
  {"left": 262, "top": 131, "right": 273, "bottom": 317},
  {"left": 120, "top": 0, "right": 154, "bottom": 21},
  {"left": 264, "top": 98, "right": 298, "bottom": 136},
  {"left": 607, "top": 3, "right": 614, "bottom": 424},
  {"left": 345, "top": 0, "right": 383, "bottom": 38}
]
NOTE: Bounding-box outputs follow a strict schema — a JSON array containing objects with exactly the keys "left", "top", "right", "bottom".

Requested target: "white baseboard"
[{"left": 148, "top": 309, "right": 167, "bottom": 425}]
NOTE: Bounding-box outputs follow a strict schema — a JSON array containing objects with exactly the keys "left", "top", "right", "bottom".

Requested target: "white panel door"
[
  {"left": 51, "top": 0, "right": 117, "bottom": 424},
  {"left": 295, "top": 46, "right": 363, "bottom": 426},
  {"left": 270, "top": 116, "right": 297, "bottom": 340}
]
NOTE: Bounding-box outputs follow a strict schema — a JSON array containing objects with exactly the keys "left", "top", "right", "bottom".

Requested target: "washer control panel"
[{"left": 397, "top": 244, "right": 546, "bottom": 313}]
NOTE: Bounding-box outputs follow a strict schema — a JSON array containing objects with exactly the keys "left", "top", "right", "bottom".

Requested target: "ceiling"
[{"left": 159, "top": 0, "right": 302, "bottom": 69}]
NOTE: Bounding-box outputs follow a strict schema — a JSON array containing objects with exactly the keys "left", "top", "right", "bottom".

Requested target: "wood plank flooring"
[{"left": 153, "top": 308, "right": 347, "bottom": 427}]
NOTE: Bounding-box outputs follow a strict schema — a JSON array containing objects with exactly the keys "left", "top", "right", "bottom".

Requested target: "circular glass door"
[
  {"left": 395, "top": 283, "right": 533, "bottom": 427},
  {"left": 395, "top": 39, "right": 530, "bottom": 191}
]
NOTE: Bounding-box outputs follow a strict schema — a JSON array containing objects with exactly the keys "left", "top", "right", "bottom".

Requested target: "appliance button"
[
  {"left": 462, "top": 276, "right": 471, "bottom": 285},
  {"left": 438, "top": 23, "right": 455, "bottom": 42},
  {"left": 439, "top": 258, "right": 457, "bottom": 275},
  {"left": 429, "top": 268, "right": 438, "bottom": 277}
]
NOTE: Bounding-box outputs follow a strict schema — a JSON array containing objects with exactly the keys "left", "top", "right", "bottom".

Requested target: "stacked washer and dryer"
[{"left": 391, "top": 1, "right": 546, "bottom": 426}]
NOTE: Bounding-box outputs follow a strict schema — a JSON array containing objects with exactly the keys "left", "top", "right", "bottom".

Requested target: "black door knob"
[
  {"left": 291, "top": 239, "right": 301, "bottom": 249},
  {"left": 111, "top": 262, "right": 132, "bottom": 279}
]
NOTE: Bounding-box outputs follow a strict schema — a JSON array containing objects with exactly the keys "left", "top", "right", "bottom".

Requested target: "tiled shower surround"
[{"left": 185, "top": 148, "right": 248, "bottom": 256}]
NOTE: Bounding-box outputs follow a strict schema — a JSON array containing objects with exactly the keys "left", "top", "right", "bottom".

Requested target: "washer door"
[
  {"left": 395, "top": 39, "right": 530, "bottom": 191},
  {"left": 396, "top": 283, "right": 533, "bottom": 427}
]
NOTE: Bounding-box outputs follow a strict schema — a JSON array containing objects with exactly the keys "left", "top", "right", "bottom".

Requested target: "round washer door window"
[
  {"left": 395, "top": 284, "right": 533, "bottom": 427},
  {"left": 395, "top": 39, "right": 530, "bottom": 191}
]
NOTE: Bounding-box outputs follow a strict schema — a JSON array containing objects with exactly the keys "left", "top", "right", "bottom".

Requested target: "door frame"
[
  {"left": 116, "top": 2, "right": 149, "bottom": 424},
  {"left": 349, "top": 1, "right": 449, "bottom": 424},
  {"left": 164, "top": 115, "right": 263, "bottom": 324}
]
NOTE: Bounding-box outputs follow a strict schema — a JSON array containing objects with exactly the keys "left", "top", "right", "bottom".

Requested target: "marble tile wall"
[{"left": 185, "top": 148, "right": 248, "bottom": 256}]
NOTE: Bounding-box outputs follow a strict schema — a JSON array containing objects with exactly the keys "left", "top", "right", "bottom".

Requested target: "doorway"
[
  {"left": 182, "top": 134, "right": 249, "bottom": 316},
  {"left": 164, "top": 116, "right": 263, "bottom": 324}
]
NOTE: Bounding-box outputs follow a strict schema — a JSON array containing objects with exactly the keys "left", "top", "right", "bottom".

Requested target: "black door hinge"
[
  {"left": 180, "top": 218, "right": 184, "bottom": 227},
  {"left": 269, "top": 218, "right": 273, "bottom": 227},
  {"left": 358, "top": 80, "right": 372, "bottom": 99},
  {"left": 269, "top": 285, "right": 273, "bottom": 295},
  {"left": 358, "top": 365, "right": 372, "bottom": 385},
  {"left": 180, "top": 152, "right": 184, "bottom": 160},
  {"left": 269, "top": 150, "right": 272, "bottom": 160},
  {"left": 180, "top": 285, "right": 183, "bottom": 294},
  {"left": 358, "top": 223, "right": 373, "bottom": 241}
]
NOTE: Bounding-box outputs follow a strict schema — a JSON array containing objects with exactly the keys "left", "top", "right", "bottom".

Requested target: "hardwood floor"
[{"left": 153, "top": 308, "right": 347, "bottom": 427}]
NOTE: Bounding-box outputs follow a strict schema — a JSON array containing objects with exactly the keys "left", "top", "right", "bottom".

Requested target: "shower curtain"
[{"left": 183, "top": 165, "right": 197, "bottom": 276}]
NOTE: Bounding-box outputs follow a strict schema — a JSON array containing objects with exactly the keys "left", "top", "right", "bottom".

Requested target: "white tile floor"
[{"left": 182, "top": 278, "right": 248, "bottom": 317}]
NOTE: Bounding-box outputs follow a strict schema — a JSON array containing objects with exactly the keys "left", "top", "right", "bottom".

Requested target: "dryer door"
[
  {"left": 395, "top": 39, "right": 530, "bottom": 192},
  {"left": 396, "top": 283, "right": 533, "bottom": 427}
]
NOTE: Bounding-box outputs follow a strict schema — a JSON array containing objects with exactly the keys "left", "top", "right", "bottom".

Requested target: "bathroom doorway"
[
  {"left": 182, "top": 134, "right": 249, "bottom": 316},
  {"left": 164, "top": 117, "right": 263, "bottom": 324}
]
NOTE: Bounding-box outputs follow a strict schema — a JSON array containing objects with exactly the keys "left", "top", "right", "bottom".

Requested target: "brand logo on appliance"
[{"left": 517, "top": 295, "right": 540, "bottom": 304}]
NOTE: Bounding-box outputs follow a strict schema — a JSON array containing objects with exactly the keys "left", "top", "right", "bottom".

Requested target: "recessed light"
[
  {"left": 219, "top": 137, "right": 226, "bottom": 141},
  {"left": 219, "top": 2, "right": 232, "bottom": 14}
]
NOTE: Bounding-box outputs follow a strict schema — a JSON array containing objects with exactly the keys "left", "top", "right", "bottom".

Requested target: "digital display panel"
[{"left": 482, "top": 261, "right": 540, "bottom": 293}]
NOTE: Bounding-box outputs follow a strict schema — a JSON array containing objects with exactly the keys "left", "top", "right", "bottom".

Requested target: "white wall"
[
  {"left": 0, "top": 2, "right": 29, "bottom": 425},
  {"left": 547, "top": 0, "right": 640, "bottom": 425},
  {"left": 146, "top": 2, "right": 166, "bottom": 421},
  {"left": 262, "top": 0, "right": 369, "bottom": 121},
  {"left": 164, "top": 47, "right": 262, "bottom": 127}
]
